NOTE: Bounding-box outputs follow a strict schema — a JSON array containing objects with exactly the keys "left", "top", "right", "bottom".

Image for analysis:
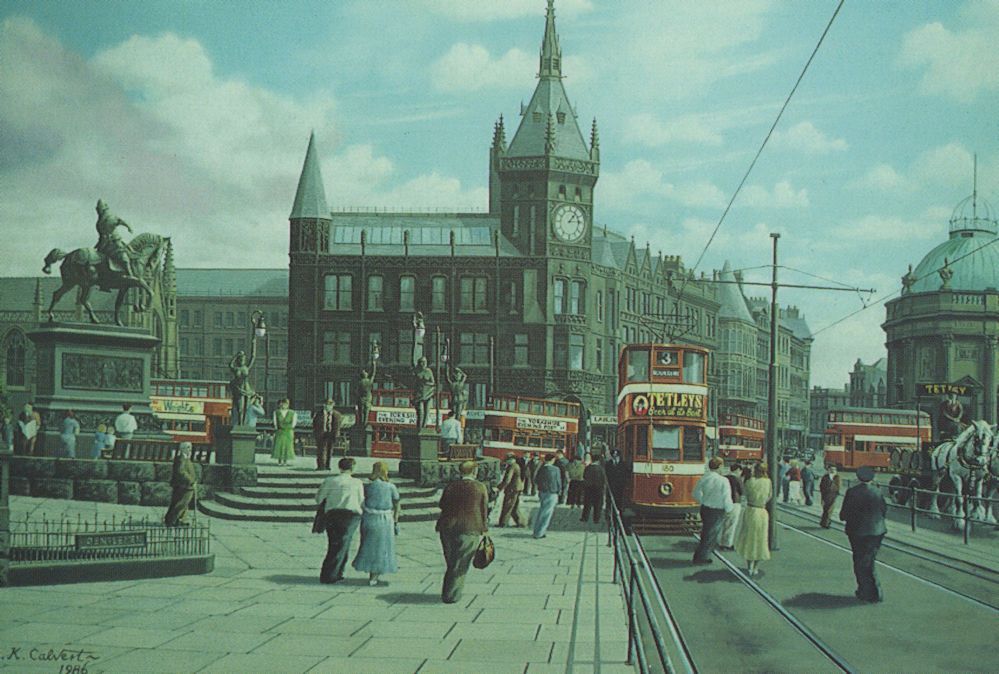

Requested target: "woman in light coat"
[{"left": 735, "top": 463, "right": 772, "bottom": 577}]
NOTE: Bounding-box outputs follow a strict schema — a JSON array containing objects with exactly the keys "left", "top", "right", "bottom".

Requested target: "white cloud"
[
  {"left": 429, "top": 42, "right": 588, "bottom": 92},
  {"left": 852, "top": 163, "right": 905, "bottom": 191},
  {"left": 741, "top": 181, "right": 809, "bottom": 209},
  {"left": 419, "top": 0, "right": 593, "bottom": 22},
  {"left": 898, "top": 2, "right": 999, "bottom": 103},
  {"left": 621, "top": 112, "right": 724, "bottom": 147},
  {"left": 771, "top": 121, "right": 847, "bottom": 154},
  {"left": 599, "top": 159, "right": 726, "bottom": 210},
  {"left": 851, "top": 143, "right": 980, "bottom": 193}
]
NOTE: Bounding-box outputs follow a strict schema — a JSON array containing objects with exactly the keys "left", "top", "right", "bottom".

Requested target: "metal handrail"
[{"left": 605, "top": 485, "right": 697, "bottom": 674}]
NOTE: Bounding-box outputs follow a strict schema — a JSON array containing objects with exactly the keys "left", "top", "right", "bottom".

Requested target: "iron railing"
[
  {"left": 605, "top": 487, "right": 697, "bottom": 674},
  {"left": 9, "top": 512, "right": 210, "bottom": 563}
]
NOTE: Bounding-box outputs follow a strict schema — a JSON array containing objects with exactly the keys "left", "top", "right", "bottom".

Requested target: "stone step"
[
  {"left": 239, "top": 484, "right": 436, "bottom": 500},
  {"left": 197, "top": 499, "right": 438, "bottom": 523},
  {"left": 217, "top": 490, "right": 437, "bottom": 512}
]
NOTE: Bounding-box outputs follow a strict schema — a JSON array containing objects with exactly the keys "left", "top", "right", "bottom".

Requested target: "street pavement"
[{"left": 1, "top": 464, "right": 635, "bottom": 674}]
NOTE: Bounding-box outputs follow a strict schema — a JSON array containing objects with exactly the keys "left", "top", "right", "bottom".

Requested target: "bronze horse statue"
[{"left": 42, "top": 233, "right": 168, "bottom": 326}]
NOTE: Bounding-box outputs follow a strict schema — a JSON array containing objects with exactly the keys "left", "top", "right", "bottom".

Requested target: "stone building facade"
[{"left": 884, "top": 191, "right": 999, "bottom": 429}]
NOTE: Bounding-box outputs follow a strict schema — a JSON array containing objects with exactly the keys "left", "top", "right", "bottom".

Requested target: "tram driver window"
[
  {"left": 635, "top": 426, "right": 649, "bottom": 457},
  {"left": 626, "top": 349, "right": 649, "bottom": 382},
  {"left": 651, "top": 425, "right": 680, "bottom": 461},
  {"left": 682, "top": 351, "right": 705, "bottom": 384},
  {"left": 682, "top": 427, "right": 704, "bottom": 461}
]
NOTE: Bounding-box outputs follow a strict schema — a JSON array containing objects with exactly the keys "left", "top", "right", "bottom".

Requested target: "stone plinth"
[
  {"left": 215, "top": 425, "right": 257, "bottom": 465},
  {"left": 26, "top": 323, "right": 164, "bottom": 456},
  {"left": 398, "top": 428, "right": 440, "bottom": 483},
  {"left": 349, "top": 425, "right": 372, "bottom": 456}
]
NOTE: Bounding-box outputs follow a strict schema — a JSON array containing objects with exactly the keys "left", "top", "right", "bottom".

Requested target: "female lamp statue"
[{"left": 228, "top": 339, "right": 258, "bottom": 426}]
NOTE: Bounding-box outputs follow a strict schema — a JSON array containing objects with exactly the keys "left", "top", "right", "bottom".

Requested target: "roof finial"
[
  {"left": 539, "top": 0, "right": 562, "bottom": 79},
  {"left": 590, "top": 118, "right": 600, "bottom": 161},
  {"left": 492, "top": 115, "right": 507, "bottom": 152}
]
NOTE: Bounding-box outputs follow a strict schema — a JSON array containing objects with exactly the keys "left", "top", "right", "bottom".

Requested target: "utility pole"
[{"left": 766, "top": 233, "right": 781, "bottom": 550}]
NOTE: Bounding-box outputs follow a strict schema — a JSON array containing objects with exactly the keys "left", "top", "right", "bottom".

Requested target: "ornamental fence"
[{"left": 8, "top": 512, "right": 210, "bottom": 563}]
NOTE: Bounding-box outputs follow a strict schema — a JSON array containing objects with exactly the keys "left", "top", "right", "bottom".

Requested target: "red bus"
[
  {"left": 717, "top": 413, "right": 765, "bottom": 462},
  {"left": 366, "top": 388, "right": 452, "bottom": 458},
  {"left": 618, "top": 343, "right": 709, "bottom": 526},
  {"left": 823, "top": 407, "right": 931, "bottom": 471},
  {"left": 481, "top": 394, "right": 579, "bottom": 460},
  {"left": 150, "top": 379, "right": 231, "bottom": 444}
]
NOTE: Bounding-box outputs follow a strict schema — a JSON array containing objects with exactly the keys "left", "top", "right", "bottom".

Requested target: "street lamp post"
[
  {"left": 766, "top": 233, "right": 780, "bottom": 551},
  {"left": 251, "top": 311, "right": 269, "bottom": 413}
]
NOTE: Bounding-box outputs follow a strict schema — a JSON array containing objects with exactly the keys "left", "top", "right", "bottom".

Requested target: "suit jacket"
[
  {"left": 436, "top": 477, "right": 489, "bottom": 534},
  {"left": 839, "top": 482, "right": 887, "bottom": 536},
  {"left": 583, "top": 462, "right": 607, "bottom": 490},
  {"left": 498, "top": 462, "right": 523, "bottom": 494},
  {"left": 819, "top": 474, "right": 840, "bottom": 502},
  {"left": 312, "top": 407, "right": 342, "bottom": 439}
]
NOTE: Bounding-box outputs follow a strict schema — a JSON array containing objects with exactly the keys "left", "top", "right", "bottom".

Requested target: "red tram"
[
  {"left": 823, "top": 407, "right": 931, "bottom": 471},
  {"left": 366, "top": 387, "right": 452, "bottom": 458},
  {"left": 617, "top": 343, "right": 709, "bottom": 528},
  {"left": 481, "top": 394, "right": 579, "bottom": 460},
  {"left": 150, "top": 379, "right": 231, "bottom": 444},
  {"left": 717, "top": 413, "right": 765, "bottom": 462}
]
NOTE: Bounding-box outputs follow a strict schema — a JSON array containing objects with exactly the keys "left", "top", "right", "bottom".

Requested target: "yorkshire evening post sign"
[{"left": 630, "top": 392, "right": 706, "bottom": 420}]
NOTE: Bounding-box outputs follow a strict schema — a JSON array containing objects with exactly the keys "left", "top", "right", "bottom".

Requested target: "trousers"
[
  {"left": 533, "top": 492, "right": 558, "bottom": 538},
  {"left": 693, "top": 506, "right": 726, "bottom": 562},
  {"left": 316, "top": 432, "right": 338, "bottom": 470},
  {"left": 720, "top": 502, "right": 743, "bottom": 548},
  {"left": 321, "top": 510, "right": 360, "bottom": 583},
  {"left": 164, "top": 488, "right": 194, "bottom": 526},
  {"left": 820, "top": 497, "right": 837, "bottom": 528},
  {"left": 499, "top": 491, "right": 524, "bottom": 527},
  {"left": 440, "top": 531, "right": 480, "bottom": 603},
  {"left": 581, "top": 486, "right": 603, "bottom": 523},
  {"left": 848, "top": 533, "right": 884, "bottom": 602}
]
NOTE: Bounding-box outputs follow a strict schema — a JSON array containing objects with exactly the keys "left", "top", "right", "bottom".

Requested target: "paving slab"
[
  {"left": 306, "top": 656, "right": 428, "bottom": 673},
  {"left": 197, "top": 652, "right": 326, "bottom": 674},
  {"left": 97, "top": 647, "right": 224, "bottom": 674}
]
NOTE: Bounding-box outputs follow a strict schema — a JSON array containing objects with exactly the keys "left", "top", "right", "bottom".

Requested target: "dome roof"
[{"left": 908, "top": 195, "right": 999, "bottom": 293}]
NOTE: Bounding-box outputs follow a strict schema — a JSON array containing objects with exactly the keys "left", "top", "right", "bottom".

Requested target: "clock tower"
[{"left": 489, "top": 0, "right": 599, "bottom": 262}]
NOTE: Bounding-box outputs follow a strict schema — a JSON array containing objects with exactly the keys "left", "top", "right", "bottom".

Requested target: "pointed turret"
[
  {"left": 717, "top": 261, "right": 755, "bottom": 324},
  {"left": 489, "top": 116, "right": 507, "bottom": 215},
  {"left": 590, "top": 118, "right": 600, "bottom": 162},
  {"left": 290, "top": 131, "right": 329, "bottom": 220},
  {"left": 163, "top": 238, "right": 176, "bottom": 294},
  {"left": 539, "top": 0, "right": 562, "bottom": 79},
  {"left": 492, "top": 115, "right": 507, "bottom": 153}
]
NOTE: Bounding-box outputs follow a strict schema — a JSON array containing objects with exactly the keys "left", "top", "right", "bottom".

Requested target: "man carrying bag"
[{"left": 436, "top": 460, "right": 489, "bottom": 604}]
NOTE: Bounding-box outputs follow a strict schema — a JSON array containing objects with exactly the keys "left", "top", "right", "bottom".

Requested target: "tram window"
[
  {"left": 626, "top": 349, "right": 649, "bottom": 382},
  {"left": 556, "top": 437, "right": 565, "bottom": 450},
  {"left": 532, "top": 401, "right": 543, "bottom": 415},
  {"left": 514, "top": 435, "right": 527, "bottom": 446},
  {"left": 682, "top": 427, "right": 704, "bottom": 462},
  {"left": 556, "top": 403, "right": 567, "bottom": 416},
  {"left": 651, "top": 425, "right": 680, "bottom": 461},
  {"left": 529, "top": 436, "right": 542, "bottom": 448},
  {"left": 518, "top": 399, "right": 530, "bottom": 413},
  {"left": 635, "top": 426, "right": 649, "bottom": 457},
  {"left": 500, "top": 430, "right": 512, "bottom": 442},
  {"left": 682, "top": 351, "right": 705, "bottom": 384}
]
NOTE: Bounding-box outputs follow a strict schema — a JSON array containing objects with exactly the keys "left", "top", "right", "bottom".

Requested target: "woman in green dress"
[{"left": 271, "top": 398, "right": 297, "bottom": 465}]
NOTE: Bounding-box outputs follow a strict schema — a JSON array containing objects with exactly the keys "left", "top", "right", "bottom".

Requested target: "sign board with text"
[
  {"left": 918, "top": 383, "right": 973, "bottom": 396},
  {"left": 516, "top": 416, "right": 568, "bottom": 432},
  {"left": 629, "top": 392, "right": 706, "bottom": 421},
  {"left": 75, "top": 531, "right": 147, "bottom": 551}
]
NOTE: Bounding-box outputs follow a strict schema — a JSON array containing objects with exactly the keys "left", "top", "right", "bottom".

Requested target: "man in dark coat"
[
  {"left": 581, "top": 453, "right": 607, "bottom": 523},
  {"left": 312, "top": 398, "right": 342, "bottom": 471},
  {"left": 497, "top": 453, "right": 525, "bottom": 527},
  {"left": 164, "top": 442, "right": 197, "bottom": 526},
  {"left": 819, "top": 465, "right": 841, "bottom": 528},
  {"left": 554, "top": 449, "right": 569, "bottom": 504},
  {"left": 524, "top": 453, "right": 538, "bottom": 496},
  {"left": 839, "top": 465, "right": 886, "bottom": 603},
  {"left": 437, "top": 461, "right": 489, "bottom": 603}
]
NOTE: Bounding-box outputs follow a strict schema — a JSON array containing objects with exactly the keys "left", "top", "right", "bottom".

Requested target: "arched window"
[{"left": 4, "top": 330, "right": 26, "bottom": 387}]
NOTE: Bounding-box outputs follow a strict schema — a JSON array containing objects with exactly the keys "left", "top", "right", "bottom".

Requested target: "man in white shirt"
[
  {"left": 692, "top": 456, "right": 734, "bottom": 564},
  {"left": 439, "top": 413, "right": 463, "bottom": 456},
  {"left": 315, "top": 457, "right": 365, "bottom": 583},
  {"left": 114, "top": 404, "right": 138, "bottom": 440}
]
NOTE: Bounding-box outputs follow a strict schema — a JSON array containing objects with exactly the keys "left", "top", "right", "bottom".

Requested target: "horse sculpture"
[
  {"left": 42, "top": 233, "right": 168, "bottom": 327},
  {"left": 928, "top": 420, "right": 995, "bottom": 527}
]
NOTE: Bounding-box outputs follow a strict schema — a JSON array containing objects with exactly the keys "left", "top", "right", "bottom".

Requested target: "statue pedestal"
[
  {"left": 26, "top": 323, "right": 164, "bottom": 456},
  {"left": 399, "top": 429, "right": 440, "bottom": 482},
  {"left": 215, "top": 425, "right": 257, "bottom": 465},
  {"left": 349, "top": 425, "right": 372, "bottom": 456}
]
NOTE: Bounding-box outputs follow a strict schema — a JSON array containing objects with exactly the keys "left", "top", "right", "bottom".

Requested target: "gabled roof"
[
  {"left": 716, "top": 262, "right": 754, "bottom": 324},
  {"left": 176, "top": 269, "right": 288, "bottom": 297},
  {"left": 290, "top": 132, "right": 330, "bottom": 220}
]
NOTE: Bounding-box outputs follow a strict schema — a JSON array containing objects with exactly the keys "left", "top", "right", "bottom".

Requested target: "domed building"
[{"left": 883, "top": 186, "right": 999, "bottom": 431}]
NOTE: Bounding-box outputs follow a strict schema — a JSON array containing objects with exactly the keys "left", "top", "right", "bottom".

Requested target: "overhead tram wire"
[
  {"left": 667, "top": 0, "right": 846, "bottom": 342},
  {"left": 810, "top": 234, "right": 999, "bottom": 337}
]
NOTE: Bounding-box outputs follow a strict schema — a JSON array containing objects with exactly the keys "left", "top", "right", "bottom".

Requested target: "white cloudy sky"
[{"left": 1, "top": 0, "right": 998, "bottom": 387}]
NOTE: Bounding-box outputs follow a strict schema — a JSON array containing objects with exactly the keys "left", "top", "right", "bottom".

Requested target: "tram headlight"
[{"left": 658, "top": 482, "right": 673, "bottom": 498}]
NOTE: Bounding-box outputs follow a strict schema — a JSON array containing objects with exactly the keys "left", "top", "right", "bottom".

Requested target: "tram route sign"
[
  {"left": 630, "top": 392, "right": 705, "bottom": 420},
  {"left": 918, "top": 383, "right": 971, "bottom": 396},
  {"left": 516, "top": 416, "right": 567, "bottom": 432}
]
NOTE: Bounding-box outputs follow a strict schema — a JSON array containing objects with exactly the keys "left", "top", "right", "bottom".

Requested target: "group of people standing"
[{"left": 1, "top": 402, "right": 138, "bottom": 459}]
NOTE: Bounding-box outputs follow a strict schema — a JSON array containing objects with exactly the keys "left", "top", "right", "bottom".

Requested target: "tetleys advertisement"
[{"left": 630, "top": 392, "right": 706, "bottom": 420}]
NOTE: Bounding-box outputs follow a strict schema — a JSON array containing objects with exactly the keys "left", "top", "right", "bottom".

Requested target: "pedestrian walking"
[
  {"left": 819, "top": 465, "right": 841, "bottom": 528},
  {"left": 271, "top": 398, "right": 297, "bottom": 465},
  {"left": 59, "top": 410, "right": 80, "bottom": 458},
  {"left": 719, "top": 462, "right": 745, "bottom": 551},
  {"left": 839, "top": 465, "right": 886, "bottom": 603},
  {"left": 523, "top": 452, "right": 538, "bottom": 496},
  {"left": 315, "top": 457, "right": 365, "bottom": 584},
  {"left": 692, "top": 457, "right": 734, "bottom": 564},
  {"left": 778, "top": 457, "right": 791, "bottom": 503},
  {"left": 164, "top": 442, "right": 197, "bottom": 527},
  {"left": 735, "top": 463, "right": 773, "bottom": 577},
  {"left": 554, "top": 450, "right": 569, "bottom": 504},
  {"left": 533, "top": 454, "right": 562, "bottom": 539},
  {"left": 352, "top": 461, "right": 400, "bottom": 586},
  {"left": 497, "top": 453, "right": 525, "bottom": 527},
  {"left": 312, "top": 398, "right": 342, "bottom": 471},
  {"left": 581, "top": 452, "right": 607, "bottom": 524},
  {"left": 566, "top": 455, "right": 585, "bottom": 508},
  {"left": 787, "top": 460, "right": 805, "bottom": 505},
  {"left": 801, "top": 460, "right": 816, "bottom": 506},
  {"left": 436, "top": 460, "right": 489, "bottom": 603}
]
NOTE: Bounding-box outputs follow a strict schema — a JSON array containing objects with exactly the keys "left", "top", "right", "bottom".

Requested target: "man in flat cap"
[
  {"left": 497, "top": 453, "right": 525, "bottom": 527},
  {"left": 839, "top": 465, "right": 886, "bottom": 603}
]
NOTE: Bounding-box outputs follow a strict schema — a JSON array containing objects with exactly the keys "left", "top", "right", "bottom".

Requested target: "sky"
[{"left": 1, "top": 0, "right": 998, "bottom": 388}]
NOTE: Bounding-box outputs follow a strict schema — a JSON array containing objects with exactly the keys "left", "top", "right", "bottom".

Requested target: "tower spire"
[
  {"left": 973, "top": 153, "right": 978, "bottom": 220},
  {"left": 492, "top": 115, "right": 507, "bottom": 153},
  {"left": 538, "top": 0, "right": 562, "bottom": 79},
  {"left": 290, "top": 131, "right": 330, "bottom": 220},
  {"left": 589, "top": 117, "right": 600, "bottom": 161}
]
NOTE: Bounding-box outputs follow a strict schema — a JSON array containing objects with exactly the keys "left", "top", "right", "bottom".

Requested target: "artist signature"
[{"left": 1, "top": 646, "right": 102, "bottom": 673}]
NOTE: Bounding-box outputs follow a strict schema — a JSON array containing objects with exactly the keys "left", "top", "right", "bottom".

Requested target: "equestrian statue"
[{"left": 42, "top": 199, "right": 168, "bottom": 326}]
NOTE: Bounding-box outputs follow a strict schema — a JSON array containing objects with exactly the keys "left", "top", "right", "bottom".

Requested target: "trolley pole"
[{"left": 766, "top": 233, "right": 781, "bottom": 551}]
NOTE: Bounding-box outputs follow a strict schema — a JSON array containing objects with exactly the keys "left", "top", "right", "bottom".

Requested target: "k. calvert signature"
[{"left": 2, "top": 645, "right": 102, "bottom": 672}]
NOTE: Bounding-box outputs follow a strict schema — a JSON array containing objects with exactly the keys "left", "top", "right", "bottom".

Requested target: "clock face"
[{"left": 552, "top": 204, "right": 586, "bottom": 242}]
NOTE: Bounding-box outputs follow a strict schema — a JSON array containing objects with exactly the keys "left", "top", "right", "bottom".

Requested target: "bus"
[
  {"left": 717, "top": 413, "right": 765, "bottom": 462},
  {"left": 481, "top": 395, "right": 580, "bottom": 460},
  {"left": 366, "top": 387, "right": 452, "bottom": 458},
  {"left": 823, "top": 407, "right": 931, "bottom": 471},
  {"left": 617, "top": 343, "right": 709, "bottom": 529},
  {"left": 150, "top": 379, "right": 231, "bottom": 444}
]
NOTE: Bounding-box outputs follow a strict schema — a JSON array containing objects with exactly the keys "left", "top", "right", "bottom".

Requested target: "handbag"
[
  {"left": 472, "top": 534, "right": 495, "bottom": 569},
  {"left": 311, "top": 500, "right": 327, "bottom": 534}
]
